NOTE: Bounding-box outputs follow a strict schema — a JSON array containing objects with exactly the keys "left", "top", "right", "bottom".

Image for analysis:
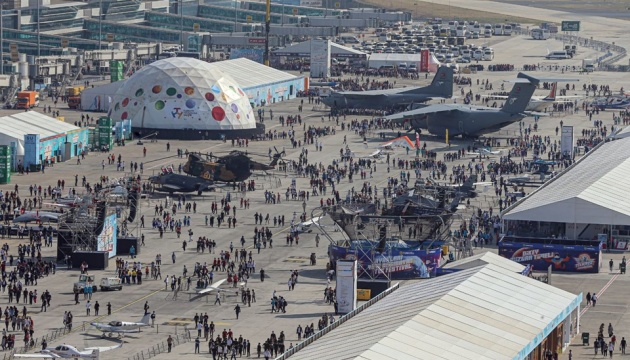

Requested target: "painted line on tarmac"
[{"left": 580, "top": 273, "right": 620, "bottom": 317}]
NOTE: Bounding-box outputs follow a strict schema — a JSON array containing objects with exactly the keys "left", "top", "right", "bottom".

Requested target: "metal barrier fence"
[
  {"left": 275, "top": 282, "right": 400, "bottom": 360},
  {"left": 127, "top": 332, "right": 192, "bottom": 360}
]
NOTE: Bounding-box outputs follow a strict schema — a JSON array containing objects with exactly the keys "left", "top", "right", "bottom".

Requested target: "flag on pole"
[
  {"left": 415, "top": 131, "right": 421, "bottom": 149},
  {"left": 445, "top": 129, "right": 449, "bottom": 145}
]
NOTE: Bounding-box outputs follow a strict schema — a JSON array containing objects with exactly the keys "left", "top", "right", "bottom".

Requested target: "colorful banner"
[
  {"left": 420, "top": 49, "right": 430, "bottom": 72},
  {"left": 97, "top": 214, "right": 118, "bottom": 258},
  {"left": 499, "top": 240, "right": 602, "bottom": 273},
  {"left": 336, "top": 260, "right": 357, "bottom": 313},
  {"left": 329, "top": 242, "right": 442, "bottom": 279}
]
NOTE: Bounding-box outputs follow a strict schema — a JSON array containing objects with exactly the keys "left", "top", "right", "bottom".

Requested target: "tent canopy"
[{"left": 502, "top": 138, "right": 630, "bottom": 226}]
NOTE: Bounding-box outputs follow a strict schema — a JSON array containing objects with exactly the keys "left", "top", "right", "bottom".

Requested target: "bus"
[
  {"left": 503, "top": 24, "right": 512, "bottom": 36},
  {"left": 531, "top": 28, "right": 550, "bottom": 40}
]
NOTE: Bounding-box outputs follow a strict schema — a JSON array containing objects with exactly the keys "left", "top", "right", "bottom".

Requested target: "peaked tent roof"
[
  {"left": 272, "top": 40, "right": 367, "bottom": 58},
  {"left": 290, "top": 253, "right": 581, "bottom": 360},
  {"left": 502, "top": 137, "right": 630, "bottom": 225},
  {"left": 203, "top": 58, "right": 299, "bottom": 89}
]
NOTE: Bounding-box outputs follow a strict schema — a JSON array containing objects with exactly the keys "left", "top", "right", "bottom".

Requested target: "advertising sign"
[
  {"left": 420, "top": 49, "right": 430, "bottom": 72},
  {"left": 0, "top": 146, "right": 10, "bottom": 184},
  {"left": 561, "top": 21, "right": 580, "bottom": 32},
  {"left": 499, "top": 240, "right": 603, "bottom": 273},
  {"left": 336, "top": 260, "right": 357, "bottom": 314},
  {"left": 97, "top": 214, "right": 118, "bottom": 258},
  {"left": 329, "top": 242, "right": 442, "bottom": 279},
  {"left": 23, "top": 134, "right": 41, "bottom": 169},
  {"left": 310, "top": 39, "right": 331, "bottom": 79},
  {"left": 561, "top": 126, "right": 574, "bottom": 158}
]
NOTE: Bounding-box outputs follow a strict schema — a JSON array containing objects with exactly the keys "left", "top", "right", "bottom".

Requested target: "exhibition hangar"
[{"left": 84, "top": 57, "right": 305, "bottom": 140}]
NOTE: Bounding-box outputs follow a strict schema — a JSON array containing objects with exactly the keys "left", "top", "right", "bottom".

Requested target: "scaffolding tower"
[{"left": 56, "top": 195, "right": 111, "bottom": 261}]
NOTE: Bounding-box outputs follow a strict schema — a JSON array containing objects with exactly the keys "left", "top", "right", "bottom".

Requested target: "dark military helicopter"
[
  {"left": 183, "top": 147, "right": 285, "bottom": 182},
  {"left": 149, "top": 172, "right": 219, "bottom": 196}
]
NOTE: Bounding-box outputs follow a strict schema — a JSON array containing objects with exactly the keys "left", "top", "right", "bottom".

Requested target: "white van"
[
  {"left": 493, "top": 24, "right": 503, "bottom": 36},
  {"left": 100, "top": 277, "right": 123, "bottom": 291},
  {"left": 482, "top": 48, "right": 494, "bottom": 60},
  {"left": 473, "top": 49, "right": 483, "bottom": 60},
  {"left": 531, "top": 28, "right": 550, "bottom": 40},
  {"left": 503, "top": 24, "right": 512, "bottom": 36}
]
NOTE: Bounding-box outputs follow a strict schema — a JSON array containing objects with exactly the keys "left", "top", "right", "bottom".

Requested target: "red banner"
[{"left": 420, "top": 49, "right": 429, "bottom": 72}]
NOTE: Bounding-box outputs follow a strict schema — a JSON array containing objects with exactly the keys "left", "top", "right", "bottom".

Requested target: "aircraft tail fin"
[
  {"left": 90, "top": 348, "right": 100, "bottom": 360},
  {"left": 500, "top": 81, "right": 537, "bottom": 114},
  {"left": 140, "top": 313, "right": 151, "bottom": 325},
  {"left": 543, "top": 82, "right": 557, "bottom": 101},
  {"left": 408, "top": 66, "right": 453, "bottom": 98}
]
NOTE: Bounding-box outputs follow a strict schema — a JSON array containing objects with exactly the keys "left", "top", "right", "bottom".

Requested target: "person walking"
[
  {"left": 214, "top": 292, "right": 221, "bottom": 306},
  {"left": 621, "top": 337, "right": 627, "bottom": 354},
  {"left": 194, "top": 337, "right": 200, "bottom": 353},
  {"left": 85, "top": 301, "right": 91, "bottom": 316},
  {"left": 94, "top": 301, "right": 100, "bottom": 316},
  {"left": 107, "top": 302, "right": 112, "bottom": 315},
  {"left": 167, "top": 335, "right": 173, "bottom": 352},
  {"left": 592, "top": 293, "right": 598, "bottom": 307},
  {"left": 234, "top": 304, "right": 241, "bottom": 319},
  {"left": 172, "top": 252, "right": 176, "bottom": 264}
]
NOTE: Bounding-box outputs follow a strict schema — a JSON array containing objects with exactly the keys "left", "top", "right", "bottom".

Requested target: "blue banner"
[
  {"left": 230, "top": 49, "right": 264, "bottom": 63},
  {"left": 499, "top": 241, "right": 602, "bottom": 273},
  {"left": 329, "top": 241, "right": 442, "bottom": 279}
]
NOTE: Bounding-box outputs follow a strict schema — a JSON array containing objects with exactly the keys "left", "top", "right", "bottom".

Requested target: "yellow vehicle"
[{"left": 66, "top": 86, "right": 85, "bottom": 97}]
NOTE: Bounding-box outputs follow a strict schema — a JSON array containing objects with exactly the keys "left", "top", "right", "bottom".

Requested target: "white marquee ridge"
[
  {"left": 272, "top": 40, "right": 367, "bottom": 58},
  {"left": 207, "top": 58, "right": 298, "bottom": 89},
  {"left": 502, "top": 138, "right": 630, "bottom": 225},
  {"left": 289, "top": 254, "right": 581, "bottom": 360}
]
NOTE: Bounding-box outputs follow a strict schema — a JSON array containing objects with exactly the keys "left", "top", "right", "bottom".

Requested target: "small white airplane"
[
  {"left": 195, "top": 279, "right": 227, "bottom": 295},
  {"left": 90, "top": 313, "right": 151, "bottom": 338},
  {"left": 294, "top": 216, "right": 323, "bottom": 233},
  {"left": 14, "top": 343, "right": 122, "bottom": 359},
  {"left": 466, "top": 148, "right": 502, "bottom": 157}
]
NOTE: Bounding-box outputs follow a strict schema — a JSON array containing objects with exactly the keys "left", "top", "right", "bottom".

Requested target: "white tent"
[
  {"left": 273, "top": 40, "right": 366, "bottom": 58},
  {"left": 502, "top": 137, "right": 630, "bottom": 226},
  {"left": 368, "top": 53, "right": 420, "bottom": 69},
  {"left": 81, "top": 81, "right": 125, "bottom": 112},
  {"left": 0, "top": 111, "right": 80, "bottom": 159},
  {"left": 109, "top": 57, "right": 257, "bottom": 131}
]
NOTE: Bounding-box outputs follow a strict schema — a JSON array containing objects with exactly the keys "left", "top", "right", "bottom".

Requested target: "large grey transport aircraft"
[
  {"left": 384, "top": 73, "right": 567, "bottom": 138},
  {"left": 321, "top": 66, "right": 453, "bottom": 110}
]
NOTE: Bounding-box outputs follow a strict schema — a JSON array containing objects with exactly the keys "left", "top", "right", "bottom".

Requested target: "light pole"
[
  {"left": 98, "top": 0, "right": 102, "bottom": 50},
  {"left": 180, "top": 0, "right": 184, "bottom": 50},
  {"left": 0, "top": 4, "right": 4, "bottom": 75},
  {"left": 37, "top": 0, "right": 41, "bottom": 57}
]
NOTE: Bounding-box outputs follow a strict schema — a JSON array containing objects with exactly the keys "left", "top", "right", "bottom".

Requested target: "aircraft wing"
[
  {"left": 84, "top": 343, "right": 123, "bottom": 352},
  {"left": 161, "top": 184, "right": 182, "bottom": 191},
  {"left": 523, "top": 111, "right": 550, "bottom": 117},
  {"left": 209, "top": 278, "right": 227, "bottom": 289},
  {"left": 384, "top": 104, "right": 455, "bottom": 122},
  {"left": 13, "top": 355, "right": 58, "bottom": 359}
]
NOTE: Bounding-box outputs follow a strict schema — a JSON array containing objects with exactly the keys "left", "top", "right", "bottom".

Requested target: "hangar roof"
[
  {"left": 289, "top": 253, "right": 581, "bottom": 360},
  {"left": 502, "top": 137, "right": 630, "bottom": 225}
]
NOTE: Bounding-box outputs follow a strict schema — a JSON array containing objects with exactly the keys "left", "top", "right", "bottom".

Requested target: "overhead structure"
[
  {"left": 502, "top": 137, "right": 630, "bottom": 226},
  {"left": 288, "top": 253, "right": 582, "bottom": 360},
  {"left": 108, "top": 57, "right": 262, "bottom": 140},
  {"left": 272, "top": 40, "right": 367, "bottom": 58}
]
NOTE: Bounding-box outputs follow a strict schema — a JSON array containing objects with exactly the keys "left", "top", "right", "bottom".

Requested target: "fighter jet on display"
[
  {"left": 13, "top": 211, "right": 61, "bottom": 223},
  {"left": 385, "top": 73, "right": 571, "bottom": 138},
  {"left": 14, "top": 343, "right": 122, "bottom": 359},
  {"left": 321, "top": 66, "right": 453, "bottom": 110},
  {"left": 149, "top": 172, "right": 218, "bottom": 195},
  {"left": 90, "top": 313, "right": 151, "bottom": 337}
]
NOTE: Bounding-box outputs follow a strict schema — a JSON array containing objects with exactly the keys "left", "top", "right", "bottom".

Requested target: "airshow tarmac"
[{"left": 1, "top": 11, "right": 630, "bottom": 360}]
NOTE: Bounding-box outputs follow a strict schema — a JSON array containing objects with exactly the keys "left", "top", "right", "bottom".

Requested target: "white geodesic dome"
[{"left": 108, "top": 57, "right": 256, "bottom": 130}]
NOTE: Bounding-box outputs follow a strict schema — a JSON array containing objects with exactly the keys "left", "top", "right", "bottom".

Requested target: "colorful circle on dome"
[
  {"left": 121, "top": 112, "right": 128, "bottom": 120},
  {"left": 184, "top": 87, "right": 195, "bottom": 95},
  {"left": 166, "top": 87, "right": 177, "bottom": 96},
  {"left": 212, "top": 106, "right": 225, "bottom": 121},
  {"left": 185, "top": 99, "right": 196, "bottom": 109},
  {"left": 134, "top": 102, "right": 138, "bottom": 106},
  {"left": 221, "top": 93, "right": 227, "bottom": 102},
  {"left": 205, "top": 92, "right": 215, "bottom": 102},
  {"left": 211, "top": 85, "right": 221, "bottom": 94},
  {"left": 155, "top": 100, "right": 165, "bottom": 110},
  {"left": 177, "top": 94, "right": 182, "bottom": 99},
  {"left": 135, "top": 89, "right": 144, "bottom": 97},
  {"left": 236, "top": 114, "right": 240, "bottom": 120},
  {"left": 238, "top": 88, "right": 245, "bottom": 96},
  {"left": 114, "top": 103, "right": 120, "bottom": 111},
  {"left": 122, "top": 98, "right": 129, "bottom": 107},
  {"left": 152, "top": 85, "right": 162, "bottom": 94},
  {"left": 231, "top": 104, "right": 238, "bottom": 113}
]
